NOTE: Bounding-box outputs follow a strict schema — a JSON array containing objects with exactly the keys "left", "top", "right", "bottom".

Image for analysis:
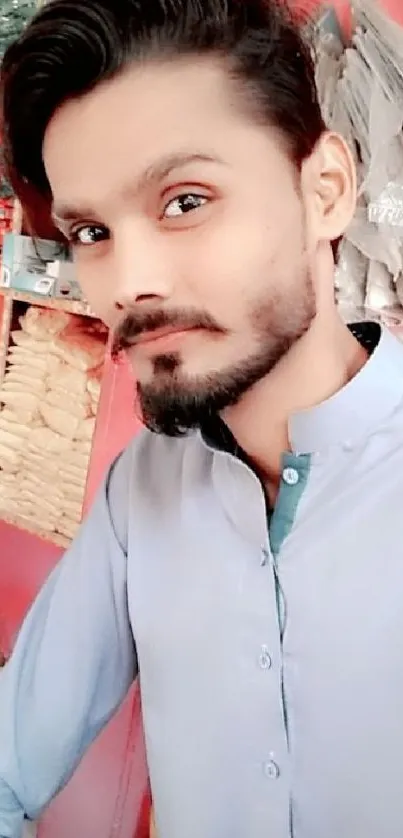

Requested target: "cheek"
[
  {"left": 195, "top": 208, "right": 306, "bottom": 338},
  {"left": 187, "top": 211, "right": 277, "bottom": 310}
]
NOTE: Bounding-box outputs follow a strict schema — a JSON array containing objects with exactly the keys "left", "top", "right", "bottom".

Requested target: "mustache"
[{"left": 111, "top": 308, "right": 224, "bottom": 357}]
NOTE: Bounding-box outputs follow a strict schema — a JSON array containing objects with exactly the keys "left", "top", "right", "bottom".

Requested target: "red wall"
[{"left": 84, "top": 353, "right": 140, "bottom": 511}]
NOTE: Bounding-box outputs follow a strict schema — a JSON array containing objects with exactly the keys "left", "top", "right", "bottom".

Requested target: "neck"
[{"left": 222, "top": 311, "right": 368, "bottom": 500}]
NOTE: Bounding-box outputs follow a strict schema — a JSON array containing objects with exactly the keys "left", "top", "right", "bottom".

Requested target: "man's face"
[{"left": 44, "top": 58, "right": 317, "bottom": 434}]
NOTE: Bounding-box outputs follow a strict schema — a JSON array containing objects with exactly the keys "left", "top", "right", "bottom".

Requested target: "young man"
[{"left": 1, "top": 1, "right": 403, "bottom": 836}]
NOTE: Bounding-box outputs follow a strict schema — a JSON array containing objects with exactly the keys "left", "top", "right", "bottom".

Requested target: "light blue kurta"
[{"left": 1, "top": 323, "right": 403, "bottom": 838}]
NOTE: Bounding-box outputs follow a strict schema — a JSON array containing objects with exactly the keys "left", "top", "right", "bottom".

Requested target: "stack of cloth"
[
  {"left": 310, "top": 0, "right": 403, "bottom": 326},
  {"left": 0, "top": 306, "right": 106, "bottom": 542}
]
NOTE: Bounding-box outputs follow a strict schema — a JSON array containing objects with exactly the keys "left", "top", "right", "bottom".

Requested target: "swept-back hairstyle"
[{"left": 0, "top": 0, "right": 325, "bottom": 205}]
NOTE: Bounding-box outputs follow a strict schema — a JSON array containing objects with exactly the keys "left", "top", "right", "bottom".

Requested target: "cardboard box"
[{"left": 0, "top": 233, "right": 83, "bottom": 301}]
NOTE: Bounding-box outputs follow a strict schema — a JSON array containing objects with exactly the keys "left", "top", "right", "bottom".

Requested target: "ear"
[{"left": 301, "top": 131, "right": 356, "bottom": 247}]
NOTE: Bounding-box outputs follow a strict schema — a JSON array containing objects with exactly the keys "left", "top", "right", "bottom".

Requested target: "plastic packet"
[
  {"left": 365, "top": 260, "right": 399, "bottom": 310},
  {"left": 368, "top": 181, "right": 403, "bottom": 231},
  {"left": 346, "top": 206, "right": 402, "bottom": 278},
  {"left": 353, "top": 0, "right": 403, "bottom": 103},
  {"left": 335, "top": 239, "right": 367, "bottom": 321},
  {"left": 20, "top": 307, "right": 72, "bottom": 339},
  {"left": 339, "top": 48, "right": 371, "bottom": 166}
]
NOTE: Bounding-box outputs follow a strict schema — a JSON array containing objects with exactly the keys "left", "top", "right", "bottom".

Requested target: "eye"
[
  {"left": 163, "top": 193, "right": 209, "bottom": 219},
  {"left": 70, "top": 224, "right": 109, "bottom": 246}
]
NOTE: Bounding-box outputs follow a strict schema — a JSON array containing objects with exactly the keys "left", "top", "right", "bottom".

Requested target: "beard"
[{"left": 112, "top": 272, "right": 316, "bottom": 436}]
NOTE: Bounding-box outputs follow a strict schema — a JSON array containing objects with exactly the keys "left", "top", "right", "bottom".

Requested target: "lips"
[{"left": 134, "top": 325, "right": 196, "bottom": 346}]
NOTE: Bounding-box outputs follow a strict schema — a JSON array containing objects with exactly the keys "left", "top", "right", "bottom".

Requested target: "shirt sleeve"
[{"left": 0, "top": 445, "right": 138, "bottom": 838}]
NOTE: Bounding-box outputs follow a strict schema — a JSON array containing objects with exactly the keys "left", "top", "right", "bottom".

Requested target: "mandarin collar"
[{"left": 289, "top": 324, "right": 403, "bottom": 454}]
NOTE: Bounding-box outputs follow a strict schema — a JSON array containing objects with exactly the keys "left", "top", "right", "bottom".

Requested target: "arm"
[{"left": 0, "top": 446, "right": 138, "bottom": 838}]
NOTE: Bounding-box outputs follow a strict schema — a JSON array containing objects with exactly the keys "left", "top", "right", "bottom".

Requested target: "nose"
[{"left": 113, "top": 219, "right": 172, "bottom": 311}]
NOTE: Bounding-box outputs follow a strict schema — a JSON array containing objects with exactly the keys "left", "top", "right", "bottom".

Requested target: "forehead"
[{"left": 43, "top": 57, "right": 292, "bottom": 212}]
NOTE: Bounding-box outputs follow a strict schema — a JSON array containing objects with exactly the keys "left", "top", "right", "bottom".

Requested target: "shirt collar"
[
  {"left": 201, "top": 322, "right": 403, "bottom": 457},
  {"left": 289, "top": 322, "right": 403, "bottom": 454}
]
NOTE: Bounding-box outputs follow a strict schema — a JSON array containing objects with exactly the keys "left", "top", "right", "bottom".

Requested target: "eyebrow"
[{"left": 51, "top": 151, "right": 224, "bottom": 225}]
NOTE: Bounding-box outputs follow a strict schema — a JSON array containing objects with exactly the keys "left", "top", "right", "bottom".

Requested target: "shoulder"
[{"left": 112, "top": 427, "right": 212, "bottom": 500}]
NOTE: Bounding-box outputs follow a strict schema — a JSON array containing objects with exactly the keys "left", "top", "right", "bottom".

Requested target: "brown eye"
[
  {"left": 71, "top": 225, "right": 109, "bottom": 246},
  {"left": 163, "top": 193, "right": 208, "bottom": 219}
]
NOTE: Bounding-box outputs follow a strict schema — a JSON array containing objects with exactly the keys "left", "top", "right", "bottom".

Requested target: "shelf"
[
  {"left": 0, "top": 287, "right": 98, "bottom": 552},
  {"left": 0, "top": 512, "right": 71, "bottom": 549},
  {"left": 0, "top": 288, "right": 95, "bottom": 318},
  {"left": 0, "top": 294, "right": 12, "bottom": 383}
]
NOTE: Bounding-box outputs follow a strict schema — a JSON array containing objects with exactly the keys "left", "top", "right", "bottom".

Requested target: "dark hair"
[{"left": 1, "top": 0, "right": 335, "bottom": 249}]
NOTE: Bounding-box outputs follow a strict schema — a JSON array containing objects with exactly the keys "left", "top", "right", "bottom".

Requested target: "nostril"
[
  {"left": 136, "top": 293, "right": 160, "bottom": 303},
  {"left": 115, "top": 293, "right": 159, "bottom": 311}
]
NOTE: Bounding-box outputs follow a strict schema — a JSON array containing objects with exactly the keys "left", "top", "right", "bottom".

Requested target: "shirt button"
[
  {"left": 264, "top": 760, "right": 280, "bottom": 779},
  {"left": 282, "top": 466, "right": 299, "bottom": 486},
  {"left": 259, "top": 646, "right": 272, "bottom": 670},
  {"left": 260, "top": 546, "right": 269, "bottom": 566}
]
